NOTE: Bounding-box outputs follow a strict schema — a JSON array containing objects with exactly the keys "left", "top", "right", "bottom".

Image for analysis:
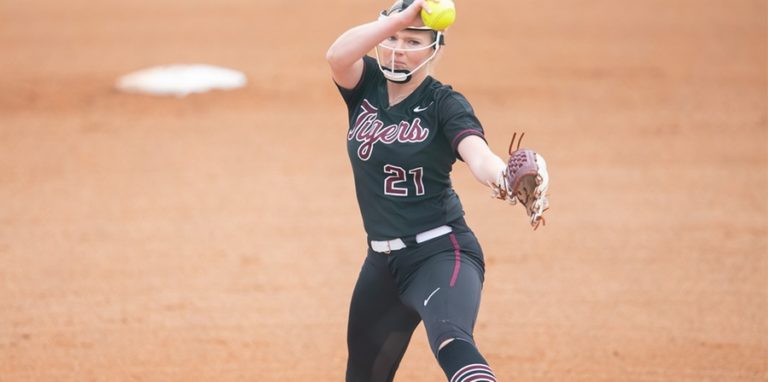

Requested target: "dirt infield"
[{"left": 1, "top": 0, "right": 766, "bottom": 381}]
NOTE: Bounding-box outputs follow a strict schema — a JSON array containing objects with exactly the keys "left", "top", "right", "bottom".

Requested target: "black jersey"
[{"left": 336, "top": 56, "right": 486, "bottom": 240}]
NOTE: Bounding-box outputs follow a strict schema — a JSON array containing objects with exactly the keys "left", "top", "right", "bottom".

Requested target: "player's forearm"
[
  {"left": 458, "top": 136, "right": 507, "bottom": 187},
  {"left": 469, "top": 152, "right": 507, "bottom": 187},
  {"left": 326, "top": 13, "right": 411, "bottom": 69}
]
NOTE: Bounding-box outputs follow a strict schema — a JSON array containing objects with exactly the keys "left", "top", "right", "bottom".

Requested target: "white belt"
[{"left": 370, "top": 225, "right": 453, "bottom": 254}]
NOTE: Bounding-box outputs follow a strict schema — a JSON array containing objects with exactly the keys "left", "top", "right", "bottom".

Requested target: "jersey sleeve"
[
  {"left": 335, "top": 56, "right": 379, "bottom": 109},
  {"left": 436, "top": 90, "right": 486, "bottom": 159}
]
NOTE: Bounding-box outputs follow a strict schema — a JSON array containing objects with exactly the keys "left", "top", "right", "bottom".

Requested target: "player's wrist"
[
  {"left": 492, "top": 158, "right": 508, "bottom": 189},
  {"left": 488, "top": 161, "right": 510, "bottom": 201}
]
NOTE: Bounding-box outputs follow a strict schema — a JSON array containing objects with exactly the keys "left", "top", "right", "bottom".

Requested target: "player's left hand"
[{"left": 490, "top": 133, "right": 550, "bottom": 229}]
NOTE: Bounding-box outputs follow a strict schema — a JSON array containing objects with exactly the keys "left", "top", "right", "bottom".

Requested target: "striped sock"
[{"left": 437, "top": 340, "right": 497, "bottom": 382}]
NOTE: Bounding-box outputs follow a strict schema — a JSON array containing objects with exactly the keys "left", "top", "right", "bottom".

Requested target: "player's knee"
[
  {"left": 426, "top": 320, "right": 474, "bottom": 356},
  {"left": 437, "top": 339, "right": 497, "bottom": 382},
  {"left": 439, "top": 338, "right": 455, "bottom": 350}
]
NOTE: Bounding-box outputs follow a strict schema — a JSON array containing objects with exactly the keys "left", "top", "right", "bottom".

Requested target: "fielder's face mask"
[{"left": 375, "top": 0, "right": 446, "bottom": 83}]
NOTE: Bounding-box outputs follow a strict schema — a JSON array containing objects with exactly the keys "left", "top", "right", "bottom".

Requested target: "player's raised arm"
[{"left": 325, "top": 0, "right": 427, "bottom": 89}]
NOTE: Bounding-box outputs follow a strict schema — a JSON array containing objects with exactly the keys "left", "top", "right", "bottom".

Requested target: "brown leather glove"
[{"left": 491, "top": 133, "right": 550, "bottom": 229}]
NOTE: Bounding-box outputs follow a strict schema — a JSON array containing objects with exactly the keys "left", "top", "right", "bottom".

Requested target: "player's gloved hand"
[{"left": 490, "top": 133, "right": 550, "bottom": 229}]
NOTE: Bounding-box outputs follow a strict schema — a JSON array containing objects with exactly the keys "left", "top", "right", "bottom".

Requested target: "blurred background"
[{"left": 1, "top": 0, "right": 765, "bottom": 380}]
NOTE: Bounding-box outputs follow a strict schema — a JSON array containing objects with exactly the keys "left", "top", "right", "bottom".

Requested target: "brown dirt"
[{"left": 1, "top": 0, "right": 766, "bottom": 381}]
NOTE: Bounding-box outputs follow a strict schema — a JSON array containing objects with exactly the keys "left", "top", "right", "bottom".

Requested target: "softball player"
[{"left": 327, "top": 0, "right": 517, "bottom": 380}]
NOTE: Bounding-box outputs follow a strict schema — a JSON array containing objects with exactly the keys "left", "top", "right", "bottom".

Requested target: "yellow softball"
[{"left": 420, "top": 0, "right": 456, "bottom": 31}]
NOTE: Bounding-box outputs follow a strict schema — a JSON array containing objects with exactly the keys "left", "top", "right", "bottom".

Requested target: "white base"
[{"left": 115, "top": 64, "right": 247, "bottom": 97}]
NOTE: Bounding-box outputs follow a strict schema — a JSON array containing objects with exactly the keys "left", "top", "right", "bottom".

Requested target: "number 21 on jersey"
[{"left": 384, "top": 164, "right": 425, "bottom": 197}]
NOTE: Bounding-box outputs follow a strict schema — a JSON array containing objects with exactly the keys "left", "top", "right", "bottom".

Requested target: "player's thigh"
[
  {"left": 347, "top": 251, "right": 421, "bottom": 381},
  {"left": 401, "top": 234, "right": 485, "bottom": 355}
]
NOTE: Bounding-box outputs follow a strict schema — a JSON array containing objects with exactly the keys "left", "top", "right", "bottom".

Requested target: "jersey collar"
[{"left": 380, "top": 75, "right": 435, "bottom": 111}]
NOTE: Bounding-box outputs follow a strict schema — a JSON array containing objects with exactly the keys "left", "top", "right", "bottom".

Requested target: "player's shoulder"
[
  {"left": 427, "top": 78, "right": 475, "bottom": 113},
  {"left": 361, "top": 55, "right": 385, "bottom": 82},
  {"left": 362, "top": 55, "right": 378, "bottom": 68}
]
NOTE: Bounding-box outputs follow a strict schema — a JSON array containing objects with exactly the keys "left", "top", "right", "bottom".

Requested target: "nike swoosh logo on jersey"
[
  {"left": 423, "top": 287, "right": 441, "bottom": 306},
  {"left": 413, "top": 102, "right": 433, "bottom": 112}
]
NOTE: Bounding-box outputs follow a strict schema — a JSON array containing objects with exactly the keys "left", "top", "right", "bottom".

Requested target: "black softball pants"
[{"left": 345, "top": 223, "right": 486, "bottom": 382}]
